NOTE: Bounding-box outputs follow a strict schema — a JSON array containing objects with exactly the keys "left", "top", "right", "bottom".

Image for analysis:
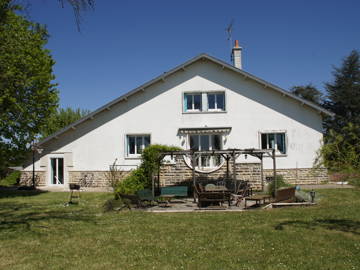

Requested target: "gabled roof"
[{"left": 39, "top": 53, "right": 333, "bottom": 145}]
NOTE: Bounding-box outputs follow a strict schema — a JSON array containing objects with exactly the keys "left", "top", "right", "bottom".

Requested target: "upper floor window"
[
  {"left": 127, "top": 135, "right": 150, "bottom": 157},
  {"left": 261, "top": 132, "right": 286, "bottom": 154},
  {"left": 208, "top": 93, "right": 225, "bottom": 111},
  {"left": 184, "top": 93, "right": 202, "bottom": 112},
  {"left": 183, "top": 92, "right": 225, "bottom": 112}
]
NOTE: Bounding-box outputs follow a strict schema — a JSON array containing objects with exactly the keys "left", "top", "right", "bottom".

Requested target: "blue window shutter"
[{"left": 183, "top": 94, "right": 187, "bottom": 112}]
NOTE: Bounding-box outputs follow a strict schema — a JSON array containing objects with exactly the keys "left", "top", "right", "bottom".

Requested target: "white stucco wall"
[{"left": 24, "top": 59, "right": 324, "bottom": 185}]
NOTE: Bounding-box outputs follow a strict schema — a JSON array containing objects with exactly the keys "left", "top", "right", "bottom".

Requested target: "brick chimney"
[{"left": 231, "top": 40, "right": 242, "bottom": 69}]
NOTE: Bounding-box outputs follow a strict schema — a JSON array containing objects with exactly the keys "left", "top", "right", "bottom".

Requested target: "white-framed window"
[
  {"left": 260, "top": 132, "right": 286, "bottom": 154},
  {"left": 189, "top": 134, "right": 222, "bottom": 168},
  {"left": 207, "top": 92, "right": 225, "bottom": 111},
  {"left": 184, "top": 93, "right": 202, "bottom": 112},
  {"left": 127, "top": 135, "right": 150, "bottom": 157},
  {"left": 183, "top": 92, "right": 225, "bottom": 112}
]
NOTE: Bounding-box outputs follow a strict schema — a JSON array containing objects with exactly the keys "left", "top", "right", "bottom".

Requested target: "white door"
[{"left": 50, "top": 158, "right": 64, "bottom": 185}]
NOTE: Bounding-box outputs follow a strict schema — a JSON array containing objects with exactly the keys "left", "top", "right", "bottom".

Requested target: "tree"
[
  {"left": 315, "top": 123, "right": 360, "bottom": 172},
  {"left": 0, "top": 1, "right": 58, "bottom": 176},
  {"left": 324, "top": 50, "right": 360, "bottom": 134},
  {"left": 40, "top": 107, "right": 90, "bottom": 138},
  {"left": 290, "top": 84, "right": 323, "bottom": 105},
  {"left": 58, "top": 0, "right": 95, "bottom": 31}
]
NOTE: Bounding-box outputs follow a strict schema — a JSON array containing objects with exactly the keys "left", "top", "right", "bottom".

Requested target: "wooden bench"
[{"left": 160, "top": 186, "right": 188, "bottom": 197}]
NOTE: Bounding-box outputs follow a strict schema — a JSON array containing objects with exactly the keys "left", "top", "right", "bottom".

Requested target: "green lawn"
[{"left": 1, "top": 189, "right": 360, "bottom": 270}]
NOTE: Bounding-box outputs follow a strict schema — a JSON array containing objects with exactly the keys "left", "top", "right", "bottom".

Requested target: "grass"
[{"left": 1, "top": 189, "right": 360, "bottom": 269}]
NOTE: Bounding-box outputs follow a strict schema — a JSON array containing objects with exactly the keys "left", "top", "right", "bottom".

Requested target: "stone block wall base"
[
  {"left": 263, "top": 168, "right": 329, "bottom": 185},
  {"left": 20, "top": 171, "right": 46, "bottom": 187},
  {"left": 160, "top": 157, "right": 262, "bottom": 190},
  {"left": 160, "top": 157, "right": 329, "bottom": 190},
  {"left": 69, "top": 171, "right": 131, "bottom": 188}
]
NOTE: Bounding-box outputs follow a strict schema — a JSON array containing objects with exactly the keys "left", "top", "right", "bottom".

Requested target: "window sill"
[
  {"left": 125, "top": 156, "right": 142, "bottom": 160},
  {"left": 182, "top": 111, "right": 227, "bottom": 114},
  {"left": 263, "top": 153, "right": 287, "bottom": 158}
]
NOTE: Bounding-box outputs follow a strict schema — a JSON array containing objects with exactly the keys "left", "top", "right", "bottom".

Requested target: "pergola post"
[
  {"left": 260, "top": 154, "right": 264, "bottom": 191},
  {"left": 191, "top": 151, "right": 196, "bottom": 203},
  {"left": 232, "top": 151, "right": 237, "bottom": 192},
  {"left": 272, "top": 149, "right": 277, "bottom": 196},
  {"left": 226, "top": 155, "right": 230, "bottom": 179}
]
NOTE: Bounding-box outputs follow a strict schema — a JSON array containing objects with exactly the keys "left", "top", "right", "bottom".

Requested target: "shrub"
[
  {"left": 314, "top": 123, "right": 360, "bottom": 173},
  {"left": 114, "top": 144, "right": 181, "bottom": 195},
  {"left": 104, "top": 160, "right": 128, "bottom": 190},
  {"left": 0, "top": 171, "right": 20, "bottom": 186},
  {"left": 267, "top": 175, "right": 290, "bottom": 197},
  {"left": 115, "top": 167, "right": 146, "bottom": 195}
]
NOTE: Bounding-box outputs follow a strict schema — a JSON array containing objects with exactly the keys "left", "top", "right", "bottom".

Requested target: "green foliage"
[
  {"left": 114, "top": 144, "right": 181, "bottom": 195},
  {"left": 0, "top": 1, "right": 58, "bottom": 175},
  {"left": 290, "top": 84, "right": 323, "bottom": 105},
  {"left": 324, "top": 50, "right": 360, "bottom": 135},
  {"left": 348, "top": 175, "right": 360, "bottom": 187},
  {"left": 315, "top": 123, "right": 360, "bottom": 174},
  {"left": 0, "top": 170, "right": 20, "bottom": 186},
  {"left": 40, "top": 107, "right": 90, "bottom": 138},
  {"left": 115, "top": 167, "right": 146, "bottom": 195},
  {"left": 140, "top": 144, "right": 181, "bottom": 186},
  {"left": 267, "top": 175, "right": 290, "bottom": 197}
]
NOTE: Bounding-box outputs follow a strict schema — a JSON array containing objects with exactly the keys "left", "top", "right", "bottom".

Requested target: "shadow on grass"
[
  {"left": 0, "top": 207, "right": 95, "bottom": 233},
  {"left": 0, "top": 189, "right": 48, "bottom": 199},
  {"left": 275, "top": 219, "right": 360, "bottom": 235}
]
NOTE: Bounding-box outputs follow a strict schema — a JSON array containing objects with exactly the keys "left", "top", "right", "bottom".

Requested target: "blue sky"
[{"left": 29, "top": 0, "right": 359, "bottom": 111}]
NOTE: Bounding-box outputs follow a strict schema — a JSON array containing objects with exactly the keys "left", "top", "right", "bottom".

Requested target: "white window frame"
[
  {"left": 188, "top": 134, "right": 223, "bottom": 169},
  {"left": 207, "top": 92, "right": 225, "bottom": 112},
  {"left": 126, "top": 134, "right": 151, "bottom": 158},
  {"left": 183, "top": 91, "right": 226, "bottom": 113},
  {"left": 184, "top": 93, "right": 202, "bottom": 112},
  {"left": 259, "top": 131, "right": 287, "bottom": 155}
]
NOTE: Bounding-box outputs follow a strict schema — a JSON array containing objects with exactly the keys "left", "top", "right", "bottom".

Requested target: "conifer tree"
[{"left": 324, "top": 50, "right": 360, "bottom": 135}]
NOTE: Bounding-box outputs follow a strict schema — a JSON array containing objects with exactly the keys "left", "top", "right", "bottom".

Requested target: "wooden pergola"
[{"left": 155, "top": 148, "right": 277, "bottom": 201}]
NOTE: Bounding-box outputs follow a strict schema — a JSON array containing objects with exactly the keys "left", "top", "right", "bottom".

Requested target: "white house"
[{"left": 21, "top": 42, "right": 331, "bottom": 189}]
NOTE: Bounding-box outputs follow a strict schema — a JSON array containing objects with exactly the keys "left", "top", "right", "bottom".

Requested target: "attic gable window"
[
  {"left": 184, "top": 93, "right": 202, "bottom": 112},
  {"left": 207, "top": 93, "right": 225, "bottom": 111},
  {"left": 183, "top": 92, "right": 225, "bottom": 112},
  {"left": 261, "top": 132, "right": 286, "bottom": 155},
  {"left": 127, "top": 135, "right": 150, "bottom": 157}
]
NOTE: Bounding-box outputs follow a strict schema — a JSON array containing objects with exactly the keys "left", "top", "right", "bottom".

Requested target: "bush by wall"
[
  {"left": 0, "top": 171, "right": 20, "bottom": 186},
  {"left": 115, "top": 144, "right": 181, "bottom": 195}
]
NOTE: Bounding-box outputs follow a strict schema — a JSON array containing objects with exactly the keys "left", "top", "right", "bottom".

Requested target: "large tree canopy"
[
  {"left": 290, "top": 84, "right": 323, "bottom": 105},
  {"left": 40, "top": 107, "right": 90, "bottom": 138},
  {"left": 324, "top": 50, "right": 360, "bottom": 134},
  {"left": 0, "top": 1, "right": 58, "bottom": 175}
]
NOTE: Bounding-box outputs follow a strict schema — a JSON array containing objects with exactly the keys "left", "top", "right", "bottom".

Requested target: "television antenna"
[
  {"left": 225, "top": 19, "right": 234, "bottom": 51},
  {"left": 225, "top": 19, "right": 235, "bottom": 61}
]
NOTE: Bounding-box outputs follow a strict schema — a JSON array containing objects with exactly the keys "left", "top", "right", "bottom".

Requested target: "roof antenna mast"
[{"left": 225, "top": 19, "right": 235, "bottom": 60}]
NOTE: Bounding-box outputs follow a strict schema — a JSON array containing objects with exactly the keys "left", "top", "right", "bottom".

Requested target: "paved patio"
[{"left": 145, "top": 197, "right": 251, "bottom": 213}]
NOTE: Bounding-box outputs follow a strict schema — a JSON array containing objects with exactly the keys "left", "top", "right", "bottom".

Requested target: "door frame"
[{"left": 47, "top": 154, "right": 67, "bottom": 186}]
